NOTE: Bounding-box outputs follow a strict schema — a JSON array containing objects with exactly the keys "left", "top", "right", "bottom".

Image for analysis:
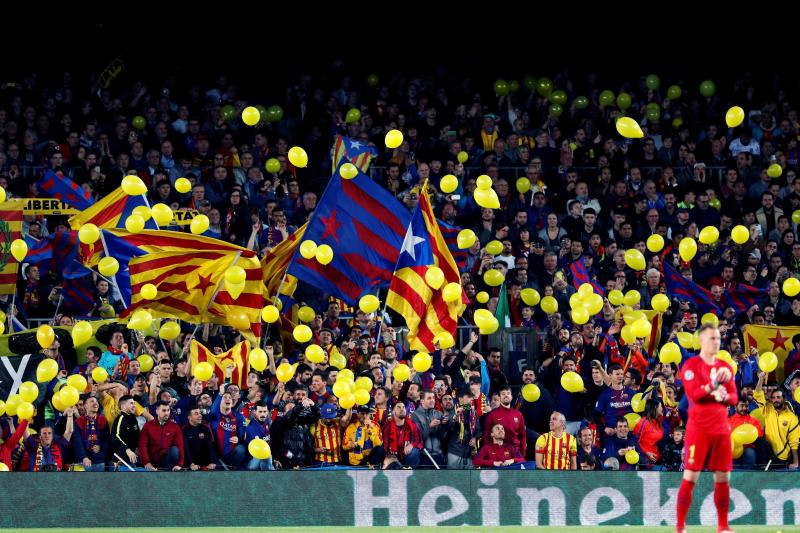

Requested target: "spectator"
[
  {"left": 182, "top": 406, "right": 218, "bottom": 471},
  {"left": 754, "top": 371, "right": 799, "bottom": 469},
  {"left": 138, "top": 401, "right": 184, "bottom": 471},
  {"left": 535, "top": 412, "right": 577, "bottom": 470}
]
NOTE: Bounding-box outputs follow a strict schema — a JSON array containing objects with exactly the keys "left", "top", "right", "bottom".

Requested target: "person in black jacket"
[
  {"left": 109, "top": 395, "right": 140, "bottom": 467},
  {"left": 182, "top": 407, "right": 218, "bottom": 470}
]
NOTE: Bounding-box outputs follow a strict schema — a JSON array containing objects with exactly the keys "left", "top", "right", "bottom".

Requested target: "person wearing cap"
[
  {"left": 342, "top": 405, "right": 384, "bottom": 467},
  {"left": 311, "top": 402, "right": 351, "bottom": 466}
]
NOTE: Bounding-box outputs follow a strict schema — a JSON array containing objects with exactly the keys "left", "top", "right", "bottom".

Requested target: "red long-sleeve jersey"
[
  {"left": 482, "top": 406, "right": 527, "bottom": 455},
  {"left": 473, "top": 441, "right": 524, "bottom": 467},
  {"left": 680, "top": 355, "right": 738, "bottom": 435}
]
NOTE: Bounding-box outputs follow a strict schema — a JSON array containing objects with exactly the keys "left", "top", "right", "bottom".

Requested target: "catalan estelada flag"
[
  {"left": 68, "top": 187, "right": 157, "bottom": 230},
  {"left": 386, "top": 183, "right": 466, "bottom": 351},
  {"left": 0, "top": 200, "right": 25, "bottom": 295},
  {"left": 123, "top": 249, "right": 265, "bottom": 342},
  {"left": 332, "top": 135, "right": 378, "bottom": 174},
  {"left": 190, "top": 339, "right": 250, "bottom": 389},
  {"left": 37, "top": 170, "right": 94, "bottom": 211},
  {"left": 743, "top": 324, "right": 800, "bottom": 382}
]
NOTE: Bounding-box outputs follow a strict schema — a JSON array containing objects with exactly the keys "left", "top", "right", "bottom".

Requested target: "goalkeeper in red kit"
[{"left": 676, "top": 324, "right": 738, "bottom": 533}]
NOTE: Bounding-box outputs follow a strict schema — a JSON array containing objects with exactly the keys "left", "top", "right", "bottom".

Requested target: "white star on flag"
[
  {"left": 349, "top": 140, "right": 363, "bottom": 150},
  {"left": 400, "top": 226, "right": 425, "bottom": 261}
]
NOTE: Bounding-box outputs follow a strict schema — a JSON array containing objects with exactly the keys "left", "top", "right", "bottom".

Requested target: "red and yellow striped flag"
[
  {"left": 68, "top": 187, "right": 155, "bottom": 230},
  {"left": 262, "top": 223, "right": 306, "bottom": 297},
  {"left": 123, "top": 250, "right": 265, "bottom": 342},
  {"left": 386, "top": 185, "right": 466, "bottom": 352},
  {"left": 0, "top": 200, "right": 25, "bottom": 295},
  {"left": 190, "top": 339, "right": 250, "bottom": 389}
]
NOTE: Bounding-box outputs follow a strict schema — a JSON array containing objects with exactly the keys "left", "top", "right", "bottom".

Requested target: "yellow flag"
[{"left": 743, "top": 324, "right": 800, "bottom": 381}]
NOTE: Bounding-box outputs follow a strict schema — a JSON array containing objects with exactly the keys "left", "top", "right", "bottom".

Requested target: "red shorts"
[{"left": 684, "top": 427, "right": 732, "bottom": 472}]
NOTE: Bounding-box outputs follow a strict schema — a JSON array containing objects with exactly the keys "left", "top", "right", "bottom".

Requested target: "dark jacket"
[
  {"left": 182, "top": 423, "right": 218, "bottom": 467},
  {"left": 109, "top": 411, "right": 140, "bottom": 460},
  {"left": 73, "top": 415, "right": 110, "bottom": 463}
]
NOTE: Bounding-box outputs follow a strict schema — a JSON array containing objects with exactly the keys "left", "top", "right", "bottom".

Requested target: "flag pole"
[
  {"left": 141, "top": 195, "right": 160, "bottom": 230},
  {"left": 98, "top": 231, "right": 127, "bottom": 310}
]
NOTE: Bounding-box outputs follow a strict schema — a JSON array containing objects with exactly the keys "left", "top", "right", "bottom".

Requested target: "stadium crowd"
[{"left": 1, "top": 65, "right": 799, "bottom": 472}]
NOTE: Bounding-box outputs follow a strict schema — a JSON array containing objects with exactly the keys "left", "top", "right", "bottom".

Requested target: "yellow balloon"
[
  {"left": 732, "top": 440, "right": 744, "bottom": 459},
  {"left": 621, "top": 325, "right": 636, "bottom": 345},
  {"left": 678, "top": 237, "right": 697, "bottom": 262},
  {"left": 759, "top": 352, "right": 778, "bottom": 372},
  {"left": 140, "top": 283, "right": 158, "bottom": 300},
  {"left": 249, "top": 348, "right": 268, "bottom": 372},
  {"left": 16, "top": 401, "right": 34, "bottom": 421},
  {"left": 646, "top": 234, "right": 664, "bottom": 253},
  {"left": 137, "top": 354, "right": 154, "bottom": 373},
  {"left": 305, "top": 344, "right": 324, "bottom": 364},
  {"left": 393, "top": 364, "right": 411, "bottom": 382},
  {"left": 0, "top": 463, "right": 8, "bottom": 472},
  {"left": 577, "top": 283, "right": 593, "bottom": 299},
  {"left": 569, "top": 292, "right": 584, "bottom": 310},
  {"left": 732, "top": 423, "right": 758, "bottom": 445},
  {"left": 608, "top": 290, "right": 624, "bottom": 306},
  {"left": 241, "top": 106, "right": 261, "bottom": 126},
  {"left": 10, "top": 239, "right": 27, "bottom": 262},
  {"left": 151, "top": 203, "right": 174, "bottom": 226},
  {"left": 299, "top": 240, "right": 318, "bottom": 260},
  {"left": 159, "top": 321, "right": 181, "bottom": 340},
  {"left": 98, "top": 256, "right": 119, "bottom": 276},
  {"left": 794, "top": 386, "right": 800, "bottom": 404},
  {"left": 624, "top": 412, "right": 641, "bottom": 430},
  {"left": 125, "top": 214, "right": 145, "bottom": 233},
  {"left": 71, "top": 321, "right": 93, "bottom": 346},
  {"left": 485, "top": 240, "right": 503, "bottom": 255},
  {"left": 92, "top": 366, "right": 109, "bottom": 384},
  {"left": 585, "top": 293, "right": 604, "bottom": 316},
  {"left": 288, "top": 146, "right": 308, "bottom": 168},
  {"left": 193, "top": 361, "right": 213, "bottom": 381},
  {"left": 37, "top": 325, "right": 55, "bottom": 349},
  {"left": 571, "top": 307, "right": 589, "bottom": 325},
  {"left": 4, "top": 394, "right": 20, "bottom": 416},
  {"left": 476, "top": 291, "right": 490, "bottom": 304},
  {"left": 413, "top": 352, "right": 432, "bottom": 372},
  {"left": 483, "top": 269, "right": 504, "bottom": 287},
  {"left": 330, "top": 352, "right": 347, "bottom": 370},
  {"left": 522, "top": 384, "right": 541, "bottom": 402},
  {"left": 731, "top": 225, "right": 750, "bottom": 244},
  {"left": 624, "top": 249, "right": 646, "bottom": 271},
  {"left": 442, "top": 282, "right": 462, "bottom": 303},
  {"left": 456, "top": 229, "right": 476, "bottom": 249},
  {"left": 435, "top": 331, "right": 455, "bottom": 349},
  {"left": 476, "top": 175, "right": 493, "bottom": 190},
  {"left": 354, "top": 389, "right": 371, "bottom": 406},
  {"left": 296, "top": 306, "right": 315, "bottom": 323},
  {"left": 623, "top": 310, "right": 645, "bottom": 324},
  {"left": 248, "top": 438, "right": 271, "bottom": 460},
  {"left": 134, "top": 205, "right": 153, "bottom": 221},
  {"left": 385, "top": 129, "right": 404, "bottom": 149},
  {"left": 677, "top": 331, "right": 694, "bottom": 349},
  {"left": 339, "top": 163, "right": 358, "bottom": 180},
  {"left": 561, "top": 371, "right": 584, "bottom": 393},
  {"left": 18, "top": 381, "right": 39, "bottom": 403},
  {"left": 37, "top": 358, "right": 59, "bottom": 382},
  {"left": 128, "top": 310, "right": 153, "bottom": 331},
  {"left": 359, "top": 294, "right": 380, "bottom": 313},
  {"left": 659, "top": 342, "right": 681, "bottom": 364},
  {"left": 60, "top": 385, "right": 80, "bottom": 407},
  {"left": 121, "top": 175, "right": 147, "bottom": 195},
  {"left": 767, "top": 163, "right": 782, "bottom": 178},
  {"left": 0, "top": 187, "right": 5, "bottom": 203},
  {"left": 293, "top": 324, "right": 313, "bottom": 343},
  {"left": 78, "top": 223, "right": 100, "bottom": 244},
  {"left": 625, "top": 449, "right": 640, "bottom": 465},
  {"left": 651, "top": 294, "right": 670, "bottom": 313},
  {"left": 516, "top": 177, "right": 531, "bottom": 194},
  {"left": 616, "top": 116, "right": 644, "bottom": 138},
  {"left": 315, "top": 244, "right": 333, "bottom": 265},
  {"left": 701, "top": 313, "right": 719, "bottom": 327},
  {"left": 699, "top": 226, "right": 719, "bottom": 245},
  {"left": 190, "top": 214, "right": 210, "bottom": 235},
  {"left": 339, "top": 393, "right": 356, "bottom": 409},
  {"left": 520, "top": 288, "right": 540, "bottom": 306},
  {"left": 474, "top": 188, "right": 500, "bottom": 209},
  {"left": 479, "top": 316, "right": 499, "bottom": 335},
  {"left": 623, "top": 290, "right": 641, "bottom": 307},
  {"left": 631, "top": 318, "right": 652, "bottom": 339},
  {"left": 750, "top": 407, "right": 765, "bottom": 427},
  {"left": 783, "top": 277, "right": 800, "bottom": 297},
  {"left": 725, "top": 106, "right": 745, "bottom": 128},
  {"left": 457, "top": 151, "right": 468, "bottom": 164},
  {"left": 540, "top": 296, "right": 559, "bottom": 314},
  {"left": 440, "top": 174, "right": 458, "bottom": 193},
  {"left": 261, "top": 305, "right": 279, "bottom": 323},
  {"left": 425, "top": 267, "right": 445, "bottom": 289},
  {"left": 50, "top": 391, "right": 66, "bottom": 412},
  {"left": 175, "top": 177, "right": 192, "bottom": 194}
]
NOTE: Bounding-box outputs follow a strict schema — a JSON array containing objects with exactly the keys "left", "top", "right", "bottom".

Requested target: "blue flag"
[
  {"left": 722, "top": 283, "right": 768, "bottom": 314},
  {"left": 37, "top": 170, "right": 94, "bottom": 211},
  {"left": 662, "top": 262, "right": 720, "bottom": 314},
  {"left": 287, "top": 165, "right": 412, "bottom": 304}
]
